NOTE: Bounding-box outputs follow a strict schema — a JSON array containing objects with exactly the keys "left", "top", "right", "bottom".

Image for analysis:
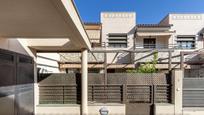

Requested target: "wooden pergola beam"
[
  {"left": 168, "top": 51, "right": 172, "bottom": 71},
  {"left": 91, "top": 49, "right": 174, "bottom": 53},
  {"left": 180, "top": 52, "right": 184, "bottom": 70}
]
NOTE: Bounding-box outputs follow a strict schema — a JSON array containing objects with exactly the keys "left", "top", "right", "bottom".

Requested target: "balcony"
[{"left": 134, "top": 44, "right": 202, "bottom": 69}]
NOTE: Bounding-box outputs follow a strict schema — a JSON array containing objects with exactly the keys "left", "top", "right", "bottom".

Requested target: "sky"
[{"left": 75, "top": 0, "right": 204, "bottom": 24}]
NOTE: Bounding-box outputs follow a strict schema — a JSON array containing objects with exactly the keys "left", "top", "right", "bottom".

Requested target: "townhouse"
[
  {"left": 35, "top": 12, "right": 204, "bottom": 115},
  {"left": 49, "top": 12, "right": 204, "bottom": 74},
  {"left": 0, "top": 1, "right": 204, "bottom": 114}
]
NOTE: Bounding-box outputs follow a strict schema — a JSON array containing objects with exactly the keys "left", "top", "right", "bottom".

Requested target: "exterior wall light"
[{"left": 99, "top": 107, "right": 109, "bottom": 115}]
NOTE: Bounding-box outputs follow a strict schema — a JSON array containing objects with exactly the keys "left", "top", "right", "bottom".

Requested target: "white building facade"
[
  {"left": 134, "top": 13, "right": 204, "bottom": 70},
  {"left": 43, "top": 12, "right": 204, "bottom": 73}
]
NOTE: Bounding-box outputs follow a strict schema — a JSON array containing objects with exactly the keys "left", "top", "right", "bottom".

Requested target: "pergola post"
[
  {"left": 180, "top": 52, "right": 184, "bottom": 70},
  {"left": 104, "top": 52, "right": 108, "bottom": 84},
  {"left": 168, "top": 51, "right": 172, "bottom": 71},
  {"left": 81, "top": 49, "right": 88, "bottom": 115}
]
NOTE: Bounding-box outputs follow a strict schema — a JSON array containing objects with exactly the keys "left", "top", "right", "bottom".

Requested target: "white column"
[
  {"left": 172, "top": 69, "right": 183, "bottom": 115},
  {"left": 81, "top": 49, "right": 88, "bottom": 115}
]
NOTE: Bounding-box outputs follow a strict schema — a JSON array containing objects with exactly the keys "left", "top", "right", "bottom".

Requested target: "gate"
[
  {"left": 125, "top": 84, "right": 171, "bottom": 115},
  {"left": 0, "top": 49, "right": 34, "bottom": 115},
  {"left": 183, "top": 78, "right": 204, "bottom": 107},
  {"left": 107, "top": 73, "right": 171, "bottom": 115}
]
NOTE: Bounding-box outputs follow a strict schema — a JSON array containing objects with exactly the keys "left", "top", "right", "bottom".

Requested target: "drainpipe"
[{"left": 81, "top": 49, "right": 88, "bottom": 115}]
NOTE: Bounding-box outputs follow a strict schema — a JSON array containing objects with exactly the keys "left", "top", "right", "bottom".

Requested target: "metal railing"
[
  {"left": 135, "top": 43, "right": 196, "bottom": 49},
  {"left": 92, "top": 43, "right": 196, "bottom": 50},
  {"left": 39, "top": 84, "right": 171, "bottom": 104}
]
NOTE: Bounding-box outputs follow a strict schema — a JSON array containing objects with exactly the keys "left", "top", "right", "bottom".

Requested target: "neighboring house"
[
  {"left": 84, "top": 22, "right": 102, "bottom": 47},
  {"left": 135, "top": 14, "right": 204, "bottom": 70},
  {"left": 57, "top": 12, "right": 204, "bottom": 73}
]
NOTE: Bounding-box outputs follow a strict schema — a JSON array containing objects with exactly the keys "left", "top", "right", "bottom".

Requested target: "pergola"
[{"left": 0, "top": 0, "right": 91, "bottom": 115}]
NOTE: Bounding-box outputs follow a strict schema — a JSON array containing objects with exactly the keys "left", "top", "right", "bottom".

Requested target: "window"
[
  {"left": 143, "top": 38, "right": 156, "bottom": 48},
  {"left": 108, "top": 34, "right": 127, "bottom": 48},
  {"left": 177, "top": 36, "right": 195, "bottom": 49}
]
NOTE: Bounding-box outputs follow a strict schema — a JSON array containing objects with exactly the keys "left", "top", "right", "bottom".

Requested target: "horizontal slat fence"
[
  {"left": 88, "top": 84, "right": 122, "bottom": 103},
  {"left": 126, "top": 85, "right": 152, "bottom": 103},
  {"left": 39, "top": 85, "right": 80, "bottom": 104},
  {"left": 38, "top": 73, "right": 171, "bottom": 104},
  {"left": 155, "top": 85, "right": 171, "bottom": 103},
  {"left": 183, "top": 89, "right": 204, "bottom": 107},
  {"left": 183, "top": 78, "right": 204, "bottom": 107},
  {"left": 39, "top": 84, "right": 171, "bottom": 104}
]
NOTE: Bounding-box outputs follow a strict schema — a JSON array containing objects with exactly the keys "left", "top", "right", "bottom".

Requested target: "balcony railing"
[
  {"left": 92, "top": 42, "right": 196, "bottom": 50},
  {"left": 135, "top": 43, "right": 196, "bottom": 49}
]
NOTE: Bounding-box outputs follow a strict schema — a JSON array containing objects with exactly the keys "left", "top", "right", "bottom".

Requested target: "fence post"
[
  {"left": 92, "top": 85, "right": 94, "bottom": 102},
  {"left": 122, "top": 84, "right": 127, "bottom": 104},
  {"left": 172, "top": 69, "right": 183, "bottom": 115},
  {"left": 154, "top": 85, "right": 156, "bottom": 104},
  {"left": 151, "top": 85, "right": 156, "bottom": 104}
]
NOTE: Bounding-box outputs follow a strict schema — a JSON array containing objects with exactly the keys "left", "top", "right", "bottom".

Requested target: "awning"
[
  {"left": 137, "top": 31, "right": 175, "bottom": 37},
  {"left": 0, "top": 0, "right": 91, "bottom": 52}
]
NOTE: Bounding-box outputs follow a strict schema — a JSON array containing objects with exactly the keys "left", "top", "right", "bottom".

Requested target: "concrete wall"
[
  {"left": 154, "top": 69, "right": 183, "bottom": 115},
  {"left": 36, "top": 104, "right": 80, "bottom": 115},
  {"left": 36, "top": 104, "right": 125, "bottom": 115},
  {"left": 154, "top": 103, "right": 175, "bottom": 115},
  {"left": 37, "top": 53, "right": 61, "bottom": 73},
  {"left": 86, "top": 29, "right": 101, "bottom": 43},
  {"left": 172, "top": 69, "right": 183, "bottom": 114},
  {"left": 169, "top": 14, "right": 204, "bottom": 50},
  {"left": 101, "top": 12, "right": 136, "bottom": 64},
  {"left": 0, "top": 38, "right": 29, "bottom": 55},
  {"left": 135, "top": 36, "right": 169, "bottom": 49},
  {"left": 183, "top": 108, "right": 204, "bottom": 115}
]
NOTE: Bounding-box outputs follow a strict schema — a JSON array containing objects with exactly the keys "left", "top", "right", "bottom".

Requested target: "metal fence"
[
  {"left": 39, "top": 84, "right": 171, "bottom": 104},
  {"left": 39, "top": 84, "right": 80, "bottom": 104},
  {"left": 88, "top": 84, "right": 122, "bottom": 103},
  {"left": 183, "top": 78, "right": 204, "bottom": 107},
  {"left": 0, "top": 49, "right": 34, "bottom": 115}
]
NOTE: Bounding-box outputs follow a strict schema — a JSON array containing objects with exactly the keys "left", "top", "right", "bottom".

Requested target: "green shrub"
[{"left": 127, "top": 51, "right": 158, "bottom": 73}]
